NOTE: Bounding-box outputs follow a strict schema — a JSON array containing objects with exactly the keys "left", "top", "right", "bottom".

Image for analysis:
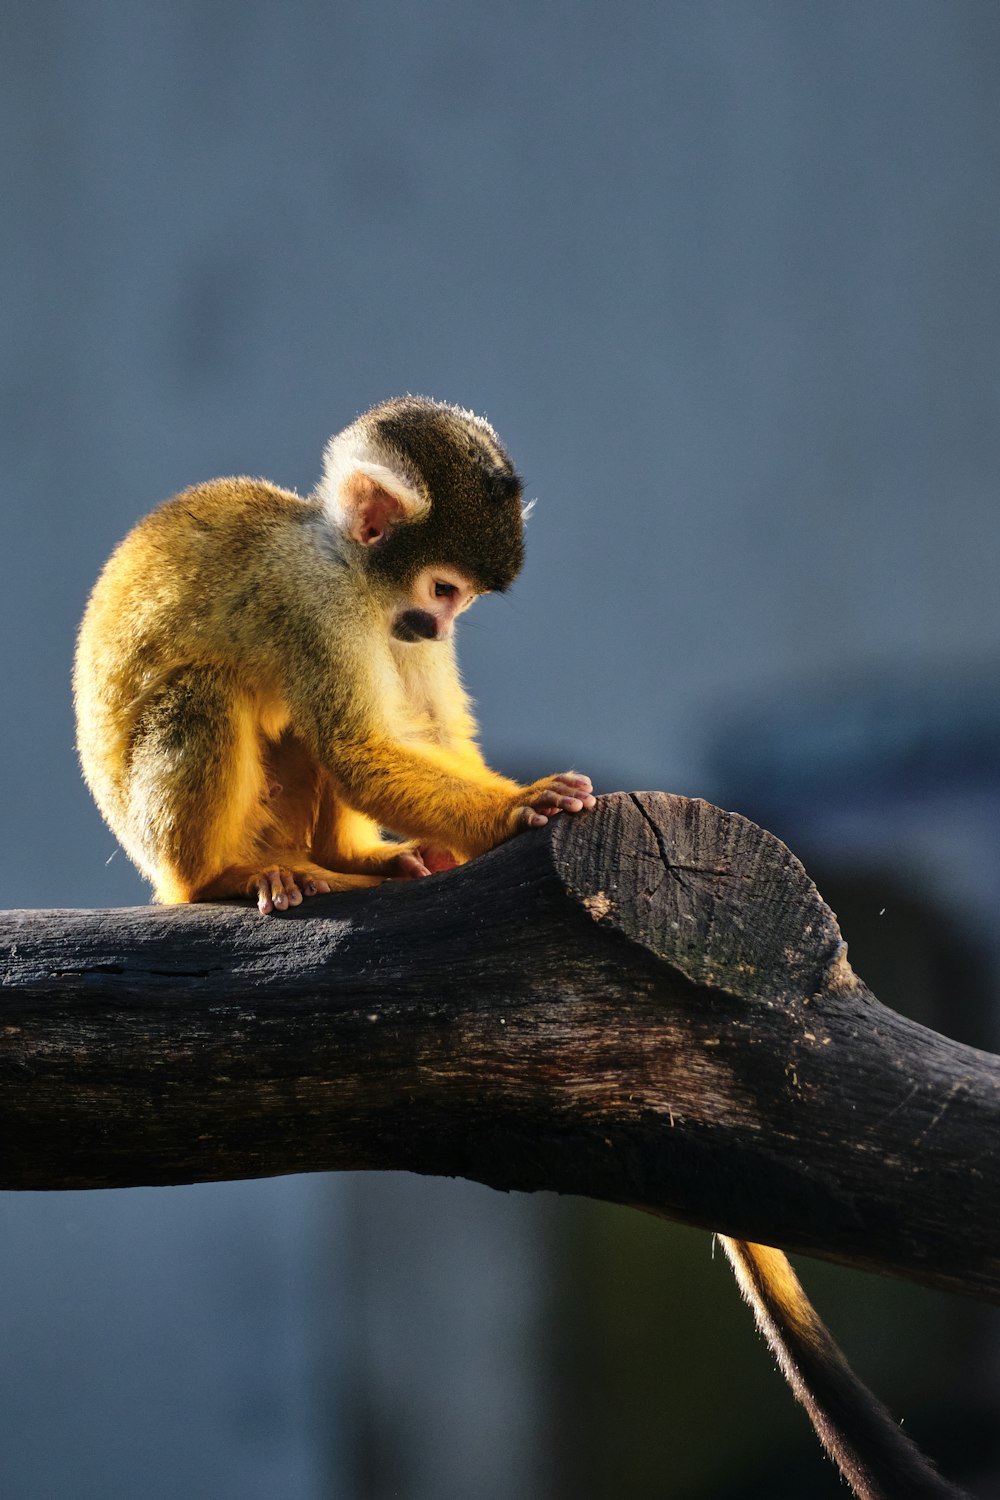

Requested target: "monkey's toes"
[{"left": 256, "top": 866, "right": 305, "bottom": 915}]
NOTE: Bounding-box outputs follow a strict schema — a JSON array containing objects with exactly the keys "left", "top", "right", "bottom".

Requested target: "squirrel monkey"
[
  {"left": 75, "top": 396, "right": 962, "bottom": 1498},
  {"left": 75, "top": 396, "right": 595, "bottom": 913}
]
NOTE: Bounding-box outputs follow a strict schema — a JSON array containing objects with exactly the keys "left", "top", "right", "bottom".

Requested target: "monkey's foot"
[
  {"left": 509, "top": 773, "right": 596, "bottom": 833},
  {"left": 250, "top": 862, "right": 380, "bottom": 915},
  {"left": 255, "top": 866, "right": 325, "bottom": 914}
]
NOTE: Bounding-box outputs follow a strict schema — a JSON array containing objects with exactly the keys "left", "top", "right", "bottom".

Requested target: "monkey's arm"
[
  {"left": 418, "top": 738, "right": 522, "bottom": 795},
  {"left": 285, "top": 628, "right": 592, "bottom": 858},
  {"left": 324, "top": 732, "right": 592, "bottom": 858}
]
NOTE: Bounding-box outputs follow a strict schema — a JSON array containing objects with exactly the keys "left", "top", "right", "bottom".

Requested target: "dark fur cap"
[{"left": 327, "top": 396, "right": 525, "bottom": 593}]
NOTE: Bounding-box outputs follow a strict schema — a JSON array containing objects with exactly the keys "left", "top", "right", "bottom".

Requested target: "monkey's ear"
[
  {"left": 339, "top": 470, "right": 419, "bottom": 545},
  {"left": 318, "top": 442, "right": 428, "bottom": 544}
]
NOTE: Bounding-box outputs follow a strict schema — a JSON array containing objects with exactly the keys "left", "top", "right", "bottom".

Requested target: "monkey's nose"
[{"left": 392, "top": 608, "right": 440, "bottom": 643}]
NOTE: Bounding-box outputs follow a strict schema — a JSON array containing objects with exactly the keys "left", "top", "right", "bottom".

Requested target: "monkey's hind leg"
[
  {"left": 248, "top": 730, "right": 384, "bottom": 913},
  {"left": 125, "top": 668, "right": 378, "bottom": 913},
  {"left": 310, "top": 784, "right": 462, "bottom": 881}
]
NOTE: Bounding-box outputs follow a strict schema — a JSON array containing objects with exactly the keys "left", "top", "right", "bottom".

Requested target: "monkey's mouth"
[{"left": 391, "top": 608, "right": 441, "bottom": 643}]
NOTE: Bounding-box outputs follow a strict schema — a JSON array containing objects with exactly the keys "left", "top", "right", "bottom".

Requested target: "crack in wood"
[{"left": 629, "top": 793, "right": 694, "bottom": 893}]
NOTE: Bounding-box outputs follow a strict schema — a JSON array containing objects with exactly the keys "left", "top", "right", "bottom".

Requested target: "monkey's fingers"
[
  {"left": 532, "top": 791, "right": 591, "bottom": 814},
  {"left": 536, "top": 772, "right": 593, "bottom": 793},
  {"left": 393, "top": 849, "right": 434, "bottom": 879},
  {"left": 511, "top": 805, "right": 551, "bottom": 831},
  {"left": 507, "top": 774, "right": 596, "bottom": 838},
  {"left": 556, "top": 772, "right": 595, "bottom": 811},
  {"left": 417, "top": 845, "right": 460, "bottom": 873},
  {"left": 386, "top": 844, "right": 460, "bottom": 879},
  {"left": 526, "top": 774, "right": 597, "bottom": 813}
]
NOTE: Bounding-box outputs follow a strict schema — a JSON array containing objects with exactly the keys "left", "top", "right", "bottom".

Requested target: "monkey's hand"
[
  {"left": 390, "top": 844, "right": 462, "bottom": 879},
  {"left": 506, "top": 774, "right": 596, "bottom": 836}
]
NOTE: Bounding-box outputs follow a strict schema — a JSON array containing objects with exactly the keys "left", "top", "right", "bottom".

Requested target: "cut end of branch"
[{"left": 550, "top": 791, "right": 852, "bottom": 1004}]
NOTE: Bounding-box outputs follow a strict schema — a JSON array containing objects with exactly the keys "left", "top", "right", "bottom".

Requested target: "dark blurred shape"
[{"left": 708, "top": 663, "right": 1000, "bottom": 808}]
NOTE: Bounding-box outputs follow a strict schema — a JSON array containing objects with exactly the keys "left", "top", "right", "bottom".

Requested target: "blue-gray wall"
[{"left": 3, "top": 4, "right": 999, "bottom": 1496}]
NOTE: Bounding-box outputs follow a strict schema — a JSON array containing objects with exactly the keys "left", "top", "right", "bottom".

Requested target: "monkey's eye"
[{"left": 434, "top": 581, "right": 458, "bottom": 599}]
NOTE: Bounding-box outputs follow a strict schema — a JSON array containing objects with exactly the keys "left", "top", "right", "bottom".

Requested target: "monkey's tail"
[{"left": 720, "top": 1236, "right": 967, "bottom": 1500}]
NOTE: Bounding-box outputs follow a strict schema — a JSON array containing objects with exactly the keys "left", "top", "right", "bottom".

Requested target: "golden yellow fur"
[{"left": 75, "top": 400, "right": 594, "bottom": 912}]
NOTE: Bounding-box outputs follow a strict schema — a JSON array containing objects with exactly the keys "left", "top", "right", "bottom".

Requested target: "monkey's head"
[{"left": 318, "top": 396, "right": 526, "bottom": 642}]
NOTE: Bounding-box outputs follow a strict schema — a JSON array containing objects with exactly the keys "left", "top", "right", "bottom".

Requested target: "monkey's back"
[{"left": 74, "top": 477, "right": 323, "bottom": 819}]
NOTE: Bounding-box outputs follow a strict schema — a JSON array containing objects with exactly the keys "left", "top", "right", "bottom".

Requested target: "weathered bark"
[{"left": 2, "top": 792, "right": 998, "bottom": 1302}]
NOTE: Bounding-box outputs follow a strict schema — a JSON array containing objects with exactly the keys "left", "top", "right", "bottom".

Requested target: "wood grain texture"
[{"left": 2, "top": 792, "right": 998, "bottom": 1301}]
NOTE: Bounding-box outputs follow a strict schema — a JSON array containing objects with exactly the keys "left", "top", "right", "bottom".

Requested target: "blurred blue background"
[{"left": 3, "top": 2, "right": 1000, "bottom": 1496}]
